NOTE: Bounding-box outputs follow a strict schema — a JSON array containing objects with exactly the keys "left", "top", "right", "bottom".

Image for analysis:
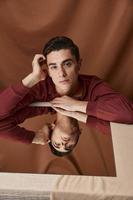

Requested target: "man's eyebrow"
[
  {"left": 48, "top": 59, "right": 73, "bottom": 67},
  {"left": 48, "top": 62, "right": 57, "bottom": 66},
  {"left": 62, "top": 59, "right": 73, "bottom": 64}
]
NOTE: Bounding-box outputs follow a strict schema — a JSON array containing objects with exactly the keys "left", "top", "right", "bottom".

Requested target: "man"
[
  {"left": 31, "top": 111, "right": 81, "bottom": 157},
  {"left": 47, "top": 113, "right": 81, "bottom": 156},
  {"left": 0, "top": 36, "right": 133, "bottom": 155}
]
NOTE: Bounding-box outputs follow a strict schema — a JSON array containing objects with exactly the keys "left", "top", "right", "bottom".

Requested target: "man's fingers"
[
  {"left": 50, "top": 101, "right": 63, "bottom": 107},
  {"left": 51, "top": 103, "right": 70, "bottom": 110},
  {"left": 51, "top": 96, "right": 68, "bottom": 102},
  {"left": 51, "top": 103, "right": 62, "bottom": 107},
  {"left": 33, "top": 54, "right": 45, "bottom": 62},
  {"left": 52, "top": 106, "right": 72, "bottom": 117},
  {"left": 52, "top": 106, "right": 62, "bottom": 112},
  {"left": 52, "top": 106, "right": 64, "bottom": 113},
  {"left": 38, "top": 58, "right": 46, "bottom": 66},
  {"left": 52, "top": 107, "right": 62, "bottom": 114},
  {"left": 34, "top": 54, "right": 45, "bottom": 60},
  {"left": 32, "top": 54, "right": 46, "bottom": 66},
  {"left": 51, "top": 98, "right": 62, "bottom": 103}
]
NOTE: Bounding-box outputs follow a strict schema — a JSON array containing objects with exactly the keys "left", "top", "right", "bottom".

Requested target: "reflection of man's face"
[
  {"left": 46, "top": 49, "right": 80, "bottom": 95},
  {"left": 51, "top": 123, "right": 78, "bottom": 153}
]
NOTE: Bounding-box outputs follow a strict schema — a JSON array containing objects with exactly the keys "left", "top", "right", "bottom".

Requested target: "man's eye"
[
  {"left": 64, "top": 62, "right": 72, "bottom": 67},
  {"left": 51, "top": 66, "right": 57, "bottom": 69},
  {"left": 54, "top": 142, "right": 60, "bottom": 147}
]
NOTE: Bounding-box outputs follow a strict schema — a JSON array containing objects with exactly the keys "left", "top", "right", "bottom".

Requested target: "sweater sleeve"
[
  {"left": 86, "top": 76, "right": 133, "bottom": 123},
  {"left": 0, "top": 80, "right": 49, "bottom": 119},
  {"left": 0, "top": 116, "right": 35, "bottom": 144},
  {"left": 86, "top": 116, "right": 111, "bottom": 135},
  {"left": 0, "top": 81, "right": 48, "bottom": 143},
  {"left": 0, "top": 81, "right": 33, "bottom": 119},
  {"left": 0, "top": 104, "right": 50, "bottom": 144}
]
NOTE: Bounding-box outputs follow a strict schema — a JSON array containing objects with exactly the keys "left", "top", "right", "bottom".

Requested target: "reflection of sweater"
[{"left": 0, "top": 75, "right": 133, "bottom": 143}]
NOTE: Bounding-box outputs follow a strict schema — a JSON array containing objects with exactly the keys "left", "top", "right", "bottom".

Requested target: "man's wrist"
[
  {"left": 72, "top": 111, "right": 87, "bottom": 123},
  {"left": 75, "top": 101, "right": 88, "bottom": 113},
  {"left": 32, "top": 132, "right": 45, "bottom": 145},
  {"left": 22, "top": 73, "right": 40, "bottom": 88}
]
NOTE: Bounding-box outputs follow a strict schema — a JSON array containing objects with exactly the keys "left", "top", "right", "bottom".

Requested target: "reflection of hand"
[
  {"left": 52, "top": 107, "right": 87, "bottom": 123},
  {"left": 32, "top": 54, "right": 47, "bottom": 81},
  {"left": 40, "top": 124, "right": 50, "bottom": 139},
  {"left": 52, "top": 107, "right": 73, "bottom": 117},
  {"left": 32, "top": 124, "right": 50, "bottom": 145}
]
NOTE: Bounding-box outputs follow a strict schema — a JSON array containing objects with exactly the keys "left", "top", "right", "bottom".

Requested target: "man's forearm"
[
  {"left": 32, "top": 132, "right": 46, "bottom": 145},
  {"left": 75, "top": 101, "right": 88, "bottom": 113},
  {"left": 71, "top": 111, "right": 87, "bottom": 123},
  {"left": 32, "top": 132, "right": 50, "bottom": 145},
  {"left": 32, "top": 126, "right": 50, "bottom": 145},
  {"left": 22, "top": 73, "right": 40, "bottom": 88}
]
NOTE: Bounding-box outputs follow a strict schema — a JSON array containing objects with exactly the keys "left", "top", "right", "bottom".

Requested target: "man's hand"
[
  {"left": 50, "top": 95, "right": 88, "bottom": 113},
  {"left": 32, "top": 54, "right": 47, "bottom": 81},
  {"left": 52, "top": 107, "right": 73, "bottom": 117},
  {"left": 52, "top": 107, "right": 87, "bottom": 123},
  {"left": 22, "top": 54, "right": 47, "bottom": 88}
]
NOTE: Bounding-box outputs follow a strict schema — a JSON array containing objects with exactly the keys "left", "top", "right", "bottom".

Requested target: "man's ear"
[{"left": 50, "top": 123, "right": 55, "bottom": 130}]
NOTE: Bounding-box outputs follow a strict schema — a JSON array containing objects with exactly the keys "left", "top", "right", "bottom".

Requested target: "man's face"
[
  {"left": 50, "top": 123, "right": 79, "bottom": 153},
  {"left": 46, "top": 49, "right": 81, "bottom": 95}
]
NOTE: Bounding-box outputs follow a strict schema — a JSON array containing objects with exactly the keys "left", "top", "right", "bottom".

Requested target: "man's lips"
[{"left": 59, "top": 79, "right": 69, "bottom": 83}]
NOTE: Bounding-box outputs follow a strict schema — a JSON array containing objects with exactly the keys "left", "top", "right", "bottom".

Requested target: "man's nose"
[{"left": 59, "top": 66, "right": 67, "bottom": 77}]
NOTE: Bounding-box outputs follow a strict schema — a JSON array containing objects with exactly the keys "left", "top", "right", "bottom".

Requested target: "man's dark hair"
[
  {"left": 48, "top": 127, "right": 81, "bottom": 157},
  {"left": 42, "top": 36, "right": 80, "bottom": 62}
]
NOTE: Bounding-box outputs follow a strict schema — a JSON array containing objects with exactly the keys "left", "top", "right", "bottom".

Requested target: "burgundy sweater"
[{"left": 0, "top": 75, "right": 133, "bottom": 143}]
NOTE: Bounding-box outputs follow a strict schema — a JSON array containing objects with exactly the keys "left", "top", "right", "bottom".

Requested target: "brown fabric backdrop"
[{"left": 0, "top": 0, "right": 132, "bottom": 175}]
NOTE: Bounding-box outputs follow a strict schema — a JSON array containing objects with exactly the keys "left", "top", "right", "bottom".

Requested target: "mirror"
[
  {"left": 1, "top": 1, "right": 132, "bottom": 178},
  {"left": 0, "top": 102, "right": 116, "bottom": 176}
]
